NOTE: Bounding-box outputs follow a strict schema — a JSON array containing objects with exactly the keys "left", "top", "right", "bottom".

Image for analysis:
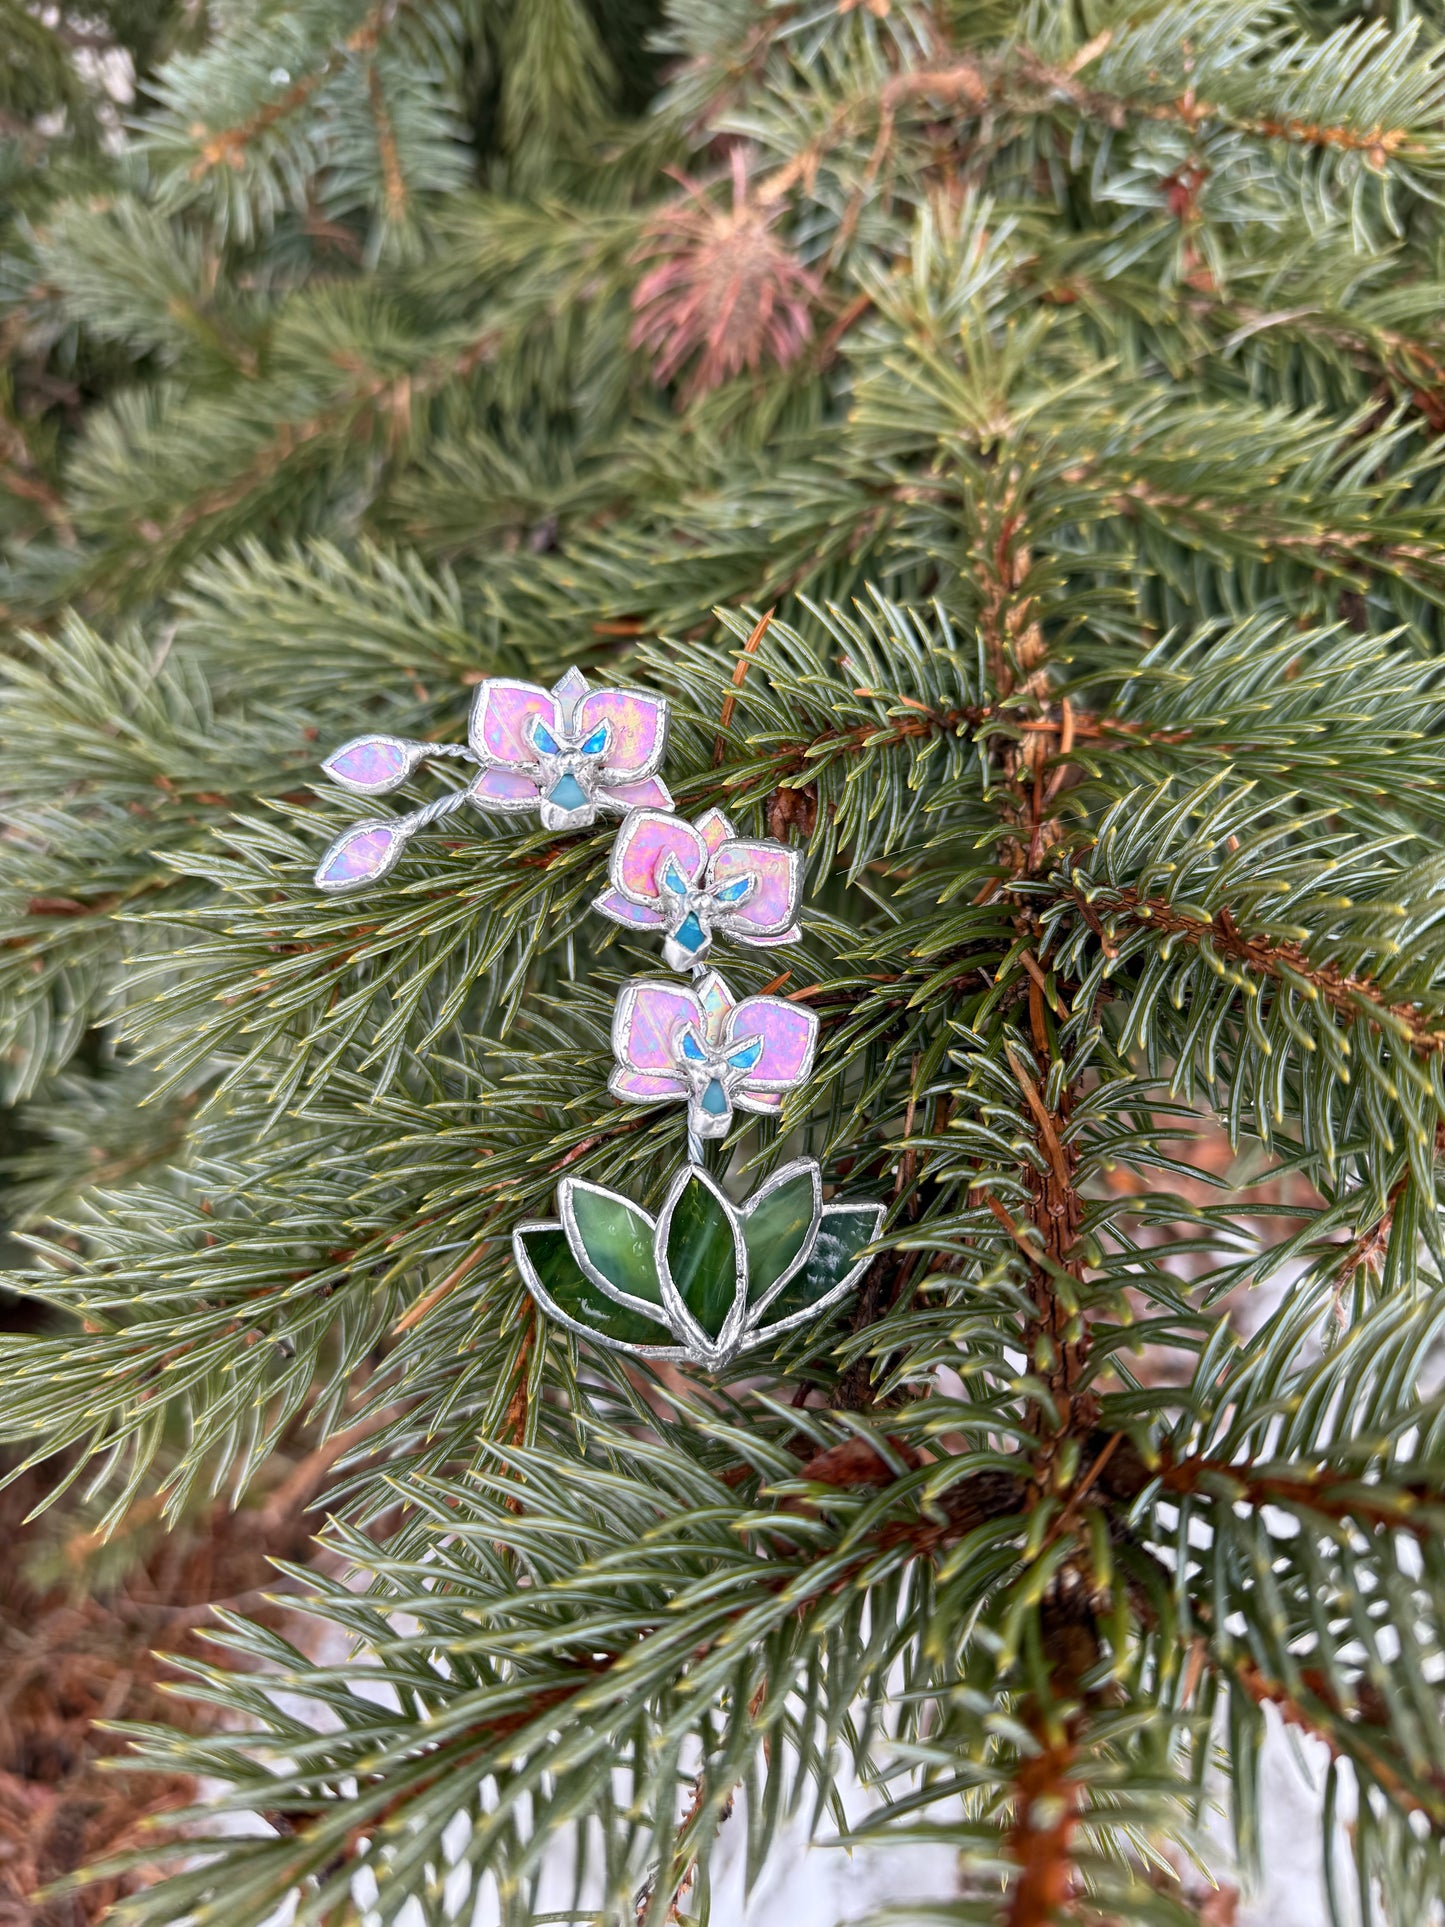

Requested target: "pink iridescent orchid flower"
[
  {"left": 594, "top": 807, "right": 802, "bottom": 970},
  {"left": 610, "top": 969, "right": 817, "bottom": 1139},
  {"left": 314, "top": 668, "right": 674, "bottom": 889},
  {"left": 467, "top": 667, "right": 672, "bottom": 832}
]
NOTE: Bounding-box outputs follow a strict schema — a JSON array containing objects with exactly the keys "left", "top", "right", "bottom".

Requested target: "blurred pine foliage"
[{"left": 4, "top": 3, "right": 1445, "bottom": 1923}]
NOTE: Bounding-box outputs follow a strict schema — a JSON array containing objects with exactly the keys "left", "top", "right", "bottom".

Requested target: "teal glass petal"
[
  {"left": 700, "top": 1077, "right": 728, "bottom": 1116},
  {"left": 727, "top": 1035, "right": 763, "bottom": 1072},
  {"left": 673, "top": 911, "right": 707, "bottom": 952},
  {"left": 562, "top": 1182, "right": 664, "bottom": 1305},
  {"left": 743, "top": 1168, "right": 819, "bottom": 1301},
  {"left": 517, "top": 1225, "right": 673, "bottom": 1346},
  {"left": 662, "top": 1171, "right": 742, "bottom": 1339},
  {"left": 755, "top": 1203, "right": 882, "bottom": 1329},
  {"left": 547, "top": 772, "right": 588, "bottom": 811}
]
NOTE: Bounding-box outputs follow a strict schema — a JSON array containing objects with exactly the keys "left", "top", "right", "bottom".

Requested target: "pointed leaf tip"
[
  {"left": 515, "top": 1224, "right": 673, "bottom": 1351},
  {"left": 743, "top": 1162, "right": 821, "bottom": 1305},
  {"left": 751, "top": 1201, "right": 884, "bottom": 1339},
  {"left": 660, "top": 1167, "right": 743, "bottom": 1341},
  {"left": 560, "top": 1180, "right": 664, "bottom": 1308},
  {"left": 323, "top": 735, "right": 417, "bottom": 792},
  {"left": 315, "top": 821, "right": 403, "bottom": 890}
]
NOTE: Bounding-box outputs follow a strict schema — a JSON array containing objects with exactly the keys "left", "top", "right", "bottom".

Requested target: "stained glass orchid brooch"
[{"left": 315, "top": 655, "right": 885, "bottom": 1372}]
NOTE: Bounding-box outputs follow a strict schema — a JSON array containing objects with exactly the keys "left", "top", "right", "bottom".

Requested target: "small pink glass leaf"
[
  {"left": 315, "top": 823, "right": 401, "bottom": 890},
  {"left": 617, "top": 981, "right": 702, "bottom": 1071},
  {"left": 696, "top": 808, "right": 734, "bottom": 853},
  {"left": 595, "top": 888, "right": 667, "bottom": 928},
  {"left": 712, "top": 840, "right": 797, "bottom": 934},
  {"left": 610, "top": 1068, "right": 686, "bottom": 1101},
  {"left": 731, "top": 997, "right": 817, "bottom": 1087},
  {"left": 324, "top": 736, "right": 414, "bottom": 792},
  {"left": 612, "top": 811, "right": 707, "bottom": 903},
  {"left": 551, "top": 666, "right": 589, "bottom": 713},
  {"left": 470, "top": 680, "right": 559, "bottom": 767},
  {"left": 694, "top": 971, "right": 735, "bottom": 1042},
  {"left": 577, "top": 689, "right": 666, "bottom": 777},
  {"left": 470, "top": 767, "right": 542, "bottom": 811},
  {"left": 604, "top": 775, "right": 674, "bottom": 812}
]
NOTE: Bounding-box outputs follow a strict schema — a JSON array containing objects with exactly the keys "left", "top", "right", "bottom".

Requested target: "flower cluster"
[
  {"left": 313, "top": 668, "right": 672, "bottom": 888},
  {"left": 316, "top": 668, "right": 812, "bottom": 1135}
]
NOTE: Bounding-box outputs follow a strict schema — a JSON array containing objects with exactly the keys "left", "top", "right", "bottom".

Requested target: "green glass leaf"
[
  {"left": 663, "top": 1170, "right": 742, "bottom": 1339},
  {"left": 757, "top": 1203, "right": 883, "bottom": 1331},
  {"left": 743, "top": 1166, "right": 820, "bottom": 1303},
  {"left": 516, "top": 1225, "right": 673, "bottom": 1347},
  {"left": 562, "top": 1180, "right": 664, "bottom": 1305}
]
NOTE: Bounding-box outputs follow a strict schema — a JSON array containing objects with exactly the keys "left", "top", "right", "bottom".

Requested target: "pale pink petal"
[
  {"left": 315, "top": 822, "right": 402, "bottom": 889},
  {"left": 617, "top": 980, "right": 701, "bottom": 1071},
  {"left": 595, "top": 888, "right": 666, "bottom": 928},
  {"left": 730, "top": 997, "right": 817, "bottom": 1088},
  {"left": 469, "top": 767, "right": 542, "bottom": 811},
  {"left": 711, "top": 840, "right": 798, "bottom": 935},
  {"left": 324, "top": 736, "right": 415, "bottom": 791},
  {"left": 469, "top": 680, "right": 558, "bottom": 768},
  {"left": 696, "top": 808, "right": 734, "bottom": 853},
  {"left": 611, "top": 1068, "right": 686, "bottom": 1101},
  {"left": 602, "top": 775, "right": 674, "bottom": 812},
  {"left": 577, "top": 689, "right": 666, "bottom": 778},
  {"left": 611, "top": 810, "right": 707, "bottom": 903},
  {"left": 748, "top": 924, "right": 802, "bottom": 946}
]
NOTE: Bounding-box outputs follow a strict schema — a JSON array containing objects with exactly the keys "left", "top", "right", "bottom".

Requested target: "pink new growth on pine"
[{"left": 630, "top": 149, "right": 818, "bottom": 397}]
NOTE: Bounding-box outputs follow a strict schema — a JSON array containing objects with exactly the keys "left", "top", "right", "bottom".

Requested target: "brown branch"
[
  {"left": 366, "top": 61, "right": 408, "bottom": 223},
  {"left": 1227, "top": 1655, "right": 1445, "bottom": 1828},
  {"left": 190, "top": 0, "right": 410, "bottom": 177},
  {"left": 1066, "top": 885, "right": 1445, "bottom": 1057},
  {"left": 755, "top": 49, "right": 1420, "bottom": 229},
  {"left": 1004, "top": 1731, "right": 1082, "bottom": 1927},
  {"left": 1161, "top": 1455, "right": 1444, "bottom": 1539},
  {"left": 504, "top": 1298, "right": 535, "bottom": 1445},
  {"left": 392, "top": 1240, "right": 492, "bottom": 1334},
  {"left": 713, "top": 608, "right": 774, "bottom": 764},
  {"left": 961, "top": 488, "right": 1098, "bottom": 1445}
]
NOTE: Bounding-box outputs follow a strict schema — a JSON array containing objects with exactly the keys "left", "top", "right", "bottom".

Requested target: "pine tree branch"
[
  {"left": 118, "top": 327, "right": 499, "bottom": 572},
  {"left": 187, "top": 0, "right": 414, "bottom": 179},
  {"left": 756, "top": 40, "right": 1428, "bottom": 220},
  {"left": 966, "top": 497, "right": 1099, "bottom": 1442},
  {"left": 1161, "top": 1455, "right": 1444, "bottom": 1539},
  {"left": 1063, "top": 884, "right": 1445, "bottom": 1057},
  {"left": 365, "top": 60, "right": 408, "bottom": 224},
  {"left": 1225, "top": 1654, "right": 1445, "bottom": 1829}
]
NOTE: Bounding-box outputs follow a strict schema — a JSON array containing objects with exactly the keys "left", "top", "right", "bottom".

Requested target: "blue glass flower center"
[
  {"left": 701, "top": 1078, "right": 729, "bottom": 1116},
  {"left": 673, "top": 911, "right": 707, "bottom": 953},
  {"left": 547, "top": 773, "right": 588, "bottom": 811}
]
